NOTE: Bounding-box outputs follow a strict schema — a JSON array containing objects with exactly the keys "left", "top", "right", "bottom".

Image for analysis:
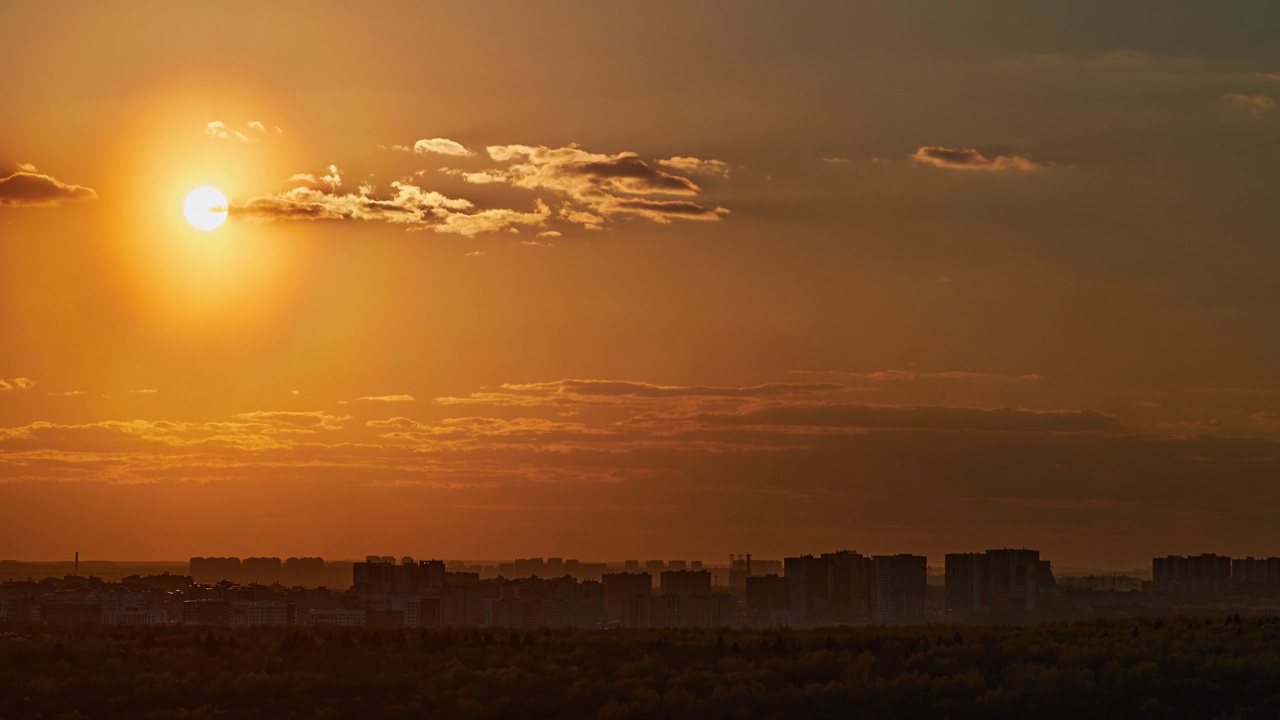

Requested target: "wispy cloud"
[
  {"left": 436, "top": 379, "right": 849, "bottom": 407},
  {"left": 909, "top": 146, "right": 1042, "bottom": 171},
  {"left": 0, "top": 378, "right": 38, "bottom": 392},
  {"left": 792, "top": 369, "right": 1044, "bottom": 383},
  {"left": 1221, "top": 93, "right": 1275, "bottom": 119},
  {"left": 206, "top": 120, "right": 282, "bottom": 142},
  {"left": 356, "top": 394, "right": 416, "bottom": 403}
]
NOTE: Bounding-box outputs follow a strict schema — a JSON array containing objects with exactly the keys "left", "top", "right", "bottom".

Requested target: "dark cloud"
[
  {"left": 483, "top": 144, "right": 730, "bottom": 226},
  {"left": 909, "top": 146, "right": 1042, "bottom": 171},
  {"left": 692, "top": 403, "right": 1122, "bottom": 433},
  {"left": 795, "top": 369, "right": 1043, "bottom": 383},
  {"left": 570, "top": 155, "right": 700, "bottom": 194},
  {"left": 437, "top": 379, "right": 848, "bottom": 406},
  {"left": 0, "top": 168, "right": 97, "bottom": 207}
]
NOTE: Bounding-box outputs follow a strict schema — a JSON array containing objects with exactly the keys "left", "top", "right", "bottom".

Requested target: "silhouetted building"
[
  {"left": 308, "top": 608, "right": 365, "bottom": 626},
  {"left": 284, "top": 557, "right": 326, "bottom": 585},
  {"left": 243, "top": 557, "right": 283, "bottom": 585},
  {"left": 822, "top": 550, "right": 875, "bottom": 621},
  {"left": 603, "top": 572, "right": 652, "bottom": 628},
  {"left": 189, "top": 557, "right": 242, "bottom": 584},
  {"left": 352, "top": 556, "right": 444, "bottom": 596},
  {"left": 784, "top": 554, "right": 830, "bottom": 623},
  {"left": 710, "top": 594, "right": 739, "bottom": 627},
  {"left": 946, "top": 549, "right": 1055, "bottom": 617},
  {"left": 872, "top": 554, "right": 927, "bottom": 624},
  {"left": 1232, "top": 557, "right": 1280, "bottom": 594},
  {"left": 1151, "top": 553, "right": 1232, "bottom": 597},
  {"left": 987, "top": 549, "right": 1044, "bottom": 612},
  {"left": 182, "top": 600, "right": 232, "bottom": 626},
  {"left": 39, "top": 601, "right": 101, "bottom": 625},
  {"left": 660, "top": 570, "right": 712, "bottom": 627},
  {"left": 745, "top": 574, "right": 788, "bottom": 626},
  {"left": 945, "top": 552, "right": 988, "bottom": 616},
  {"left": 230, "top": 601, "right": 294, "bottom": 628}
]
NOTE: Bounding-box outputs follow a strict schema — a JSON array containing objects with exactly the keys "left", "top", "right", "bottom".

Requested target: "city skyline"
[{"left": 5, "top": 2, "right": 1280, "bottom": 568}]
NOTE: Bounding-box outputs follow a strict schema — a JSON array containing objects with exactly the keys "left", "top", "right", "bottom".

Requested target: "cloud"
[
  {"left": 795, "top": 369, "right": 1043, "bottom": 383},
  {"left": 356, "top": 395, "right": 416, "bottom": 403},
  {"left": 48, "top": 390, "right": 86, "bottom": 397},
  {"left": 689, "top": 403, "right": 1121, "bottom": 434},
  {"left": 536, "top": 231, "right": 562, "bottom": 238},
  {"left": 206, "top": 120, "right": 282, "bottom": 142},
  {"left": 0, "top": 168, "right": 97, "bottom": 207},
  {"left": 242, "top": 141, "right": 732, "bottom": 236},
  {"left": 448, "top": 169, "right": 506, "bottom": 184},
  {"left": 8, "top": 375, "right": 1280, "bottom": 568},
  {"left": 657, "top": 156, "right": 731, "bottom": 179},
  {"left": 483, "top": 144, "right": 730, "bottom": 224},
  {"left": 242, "top": 165, "right": 556, "bottom": 237},
  {"left": 821, "top": 157, "right": 851, "bottom": 165},
  {"left": 909, "top": 146, "right": 1042, "bottom": 171},
  {"left": 1221, "top": 93, "right": 1275, "bottom": 119},
  {"left": 130, "top": 389, "right": 159, "bottom": 394},
  {"left": 320, "top": 165, "right": 342, "bottom": 190},
  {"left": 241, "top": 175, "right": 469, "bottom": 220},
  {"left": 427, "top": 200, "right": 551, "bottom": 237},
  {"left": 400, "top": 138, "right": 474, "bottom": 157},
  {"left": 436, "top": 379, "right": 849, "bottom": 407},
  {"left": 0, "top": 378, "right": 37, "bottom": 391},
  {"left": 230, "top": 410, "right": 351, "bottom": 432},
  {"left": 465, "top": 251, "right": 485, "bottom": 257}
]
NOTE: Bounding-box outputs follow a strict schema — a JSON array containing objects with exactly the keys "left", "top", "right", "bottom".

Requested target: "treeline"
[{"left": 3, "top": 617, "right": 1280, "bottom": 719}]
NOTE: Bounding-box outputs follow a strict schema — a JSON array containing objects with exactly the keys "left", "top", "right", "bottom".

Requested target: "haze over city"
[{"left": 4, "top": 1, "right": 1280, "bottom": 571}]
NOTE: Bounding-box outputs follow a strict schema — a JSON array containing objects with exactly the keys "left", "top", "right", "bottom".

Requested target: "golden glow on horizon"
[{"left": 183, "top": 187, "right": 229, "bottom": 231}]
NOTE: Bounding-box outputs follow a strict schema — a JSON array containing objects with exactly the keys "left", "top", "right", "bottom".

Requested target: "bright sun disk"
[{"left": 183, "top": 186, "right": 229, "bottom": 231}]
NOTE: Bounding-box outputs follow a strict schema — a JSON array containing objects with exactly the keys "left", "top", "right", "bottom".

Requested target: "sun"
[{"left": 183, "top": 186, "right": 229, "bottom": 231}]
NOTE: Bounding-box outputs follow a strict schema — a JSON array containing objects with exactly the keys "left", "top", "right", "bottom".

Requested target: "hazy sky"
[{"left": 2, "top": 2, "right": 1279, "bottom": 568}]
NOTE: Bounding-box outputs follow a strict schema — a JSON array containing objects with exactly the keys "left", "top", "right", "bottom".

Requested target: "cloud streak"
[
  {"left": 206, "top": 120, "right": 282, "bottom": 142},
  {"left": 909, "top": 146, "right": 1042, "bottom": 171}
]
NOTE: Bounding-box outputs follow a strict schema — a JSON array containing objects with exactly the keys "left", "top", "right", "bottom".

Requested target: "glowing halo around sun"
[{"left": 183, "top": 186, "right": 229, "bottom": 231}]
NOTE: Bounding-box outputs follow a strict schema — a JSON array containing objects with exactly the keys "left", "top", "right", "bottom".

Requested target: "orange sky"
[{"left": 3, "top": 2, "right": 1280, "bottom": 569}]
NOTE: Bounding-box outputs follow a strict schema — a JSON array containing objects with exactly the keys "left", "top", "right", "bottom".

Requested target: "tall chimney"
[{"left": 74, "top": 551, "right": 79, "bottom": 577}]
